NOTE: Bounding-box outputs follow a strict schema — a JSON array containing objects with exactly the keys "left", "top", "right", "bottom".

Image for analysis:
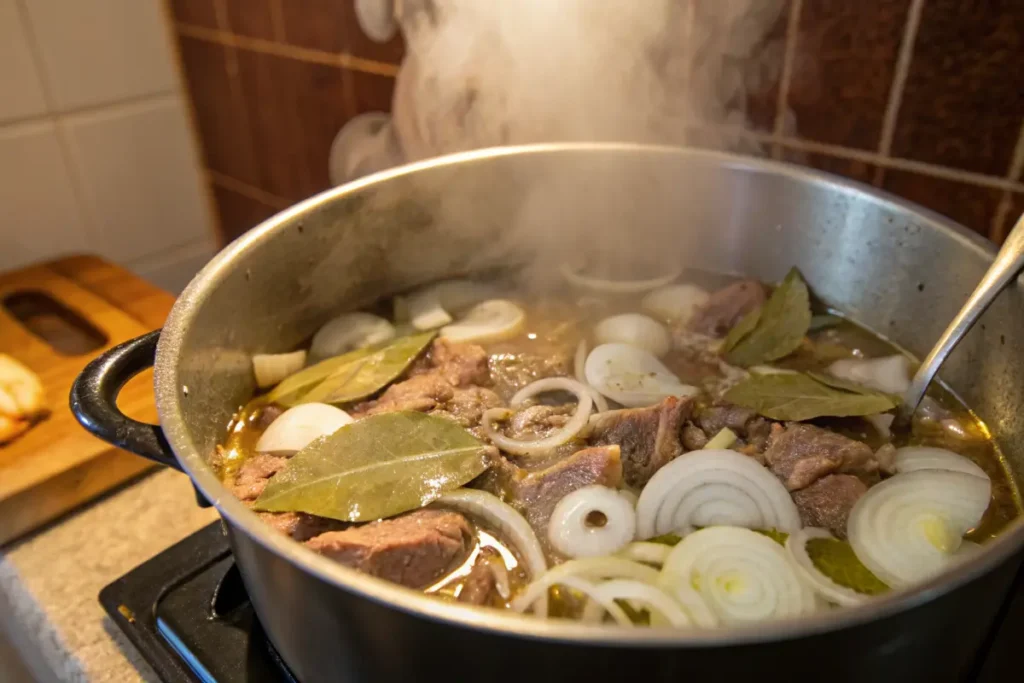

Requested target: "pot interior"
[{"left": 157, "top": 144, "right": 1024, "bottom": 598}]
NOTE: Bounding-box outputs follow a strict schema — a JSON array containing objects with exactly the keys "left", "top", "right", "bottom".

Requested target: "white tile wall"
[
  {"left": 0, "top": 0, "right": 215, "bottom": 292},
  {"left": 21, "top": 0, "right": 177, "bottom": 111},
  {"left": 0, "top": 0, "right": 48, "bottom": 125},
  {"left": 0, "top": 121, "right": 89, "bottom": 272}
]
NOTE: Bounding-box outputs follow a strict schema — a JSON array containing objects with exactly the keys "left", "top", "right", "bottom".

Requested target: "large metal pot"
[{"left": 72, "top": 145, "right": 1024, "bottom": 683}]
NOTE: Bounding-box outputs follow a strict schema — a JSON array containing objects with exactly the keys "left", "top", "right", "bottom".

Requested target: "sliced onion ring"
[
  {"left": 512, "top": 576, "right": 632, "bottom": 625},
  {"left": 847, "top": 469, "right": 991, "bottom": 587},
  {"left": 661, "top": 526, "right": 817, "bottom": 624},
  {"left": 560, "top": 263, "right": 681, "bottom": 294},
  {"left": 893, "top": 446, "right": 989, "bottom": 480},
  {"left": 574, "top": 340, "right": 610, "bottom": 412},
  {"left": 636, "top": 449, "right": 802, "bottom": 538},
  {"left": 440, "top": 299, "right": 525, "bottom": 343},
  {"left": 510, "top": 556, "right": 659, "bottom": 616},
  {"left": 548, "top": 486, "right": 636, "bottom": 558},
  {"left": 308, "top": 312, "right": 395, "bottom": 362},
  {"left": 484, "top": 378, "right": 594, "bottom": 456},
  {"left": 785, "top": 528, "right": 874, "bottom": 607},
  {"left": 594, "top": 579, "right": 692, "bottom": 627},
  {"left": 585, "top": 343, "right": 698, "bottom": 408},
  {"left": 618, "top": 542, "right": 671, "bottom": 566}
]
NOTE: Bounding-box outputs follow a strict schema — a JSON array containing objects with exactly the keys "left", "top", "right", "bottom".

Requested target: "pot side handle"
[{"left": 70, "top": 330, "right": 181, "bottom": 471}]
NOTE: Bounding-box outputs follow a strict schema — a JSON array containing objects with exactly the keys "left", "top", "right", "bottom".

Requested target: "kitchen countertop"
[{"left": 0, "top": 468, "right": 218, "bottom": 682}]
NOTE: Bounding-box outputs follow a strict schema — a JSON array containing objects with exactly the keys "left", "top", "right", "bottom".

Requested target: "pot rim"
[{"left": 154, "top": 142, "right": 1024, "bottom": 646}]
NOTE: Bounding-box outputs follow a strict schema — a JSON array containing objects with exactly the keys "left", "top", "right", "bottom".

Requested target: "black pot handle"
[{"left": 70, "top": 330, "right": 181, "bottom": 471}]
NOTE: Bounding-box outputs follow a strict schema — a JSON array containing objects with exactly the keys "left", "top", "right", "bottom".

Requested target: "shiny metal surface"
[
  {"left": 150, "top": 144, "right": 1024, "bottom": 682},
  {"left": 903, "top": 213, "right": 1024, "bottom": 416}
]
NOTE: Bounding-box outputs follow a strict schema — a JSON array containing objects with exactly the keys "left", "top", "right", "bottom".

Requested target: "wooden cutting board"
[{"left": 0, "top": 255, "right": 176, "bottom": 546}]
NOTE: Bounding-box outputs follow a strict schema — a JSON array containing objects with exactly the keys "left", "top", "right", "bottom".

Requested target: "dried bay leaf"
[
  {"left": 807, "top": 371, "right": 897, "bottom": 399},
  {"left": 806, "top": 537, "right": 888, "bottom": 596},
  {"left": 808, "top": 313, "right": 843, "bottom": 332},
  {"left": 268, "top": 331, "right": 435, "bottom": 406},
  {"left": 254, "top": 411, "right": 490, "bottom": 522},
  {"left": 721, "top": 306, "right": 762, "bottom": 353},
  {"left": 723, "top": 373, "right": 898, "bottom": 421},
  {"left": 725, "top": 268, "right": 811, "bottom": 367}
]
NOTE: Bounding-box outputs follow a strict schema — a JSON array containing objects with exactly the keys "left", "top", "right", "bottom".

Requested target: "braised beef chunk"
[
  {"left": 688, "top": 279, "right": 767, "bottom": 337},
  {"left": 681, "top": 423, "right": 708, "bottom": 450},
  {"left": 690, "top": 401, "right": 779, "bottom": 456},
  {"left": 305, "top": 510, "right": 473, "bottom": 588},
  {"left": 792, "top": 474, "right": 866, "bottom": 538},
  {"left": 507, "top": 404, "right": 573, "bottom": 440},
  {"left": 231, "top": 453, "right": 289, "bottom": 501},
  {"left": 258, "top": 511, "right": 344, "bottom": 541},
  {"left": 763, "top": 423, "right": 877, "bottom": 491},
  {"left": 587, "top": 397, "right": 693, "bottom": 487},
  {"left": 356, "top": 339, "right": 501, "bottom": 434},
  {"left": 488, "top": 352, "right": 570, "bottom": 400},
  {"left": 458, "top": 548, "right": 500, "bottom": 605},
  {"left": 505, "top": 446, "right": 622, "bottom": 544},
  {"left": 253, "top": 403, "right": 285, "bottom": 430}
]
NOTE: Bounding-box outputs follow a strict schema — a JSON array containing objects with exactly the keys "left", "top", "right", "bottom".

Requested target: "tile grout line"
[
  {"left": 175, "top": 23, "right": 399, "bottom": 76},
  {"left": 772, "top": 0, "right": 803, "bottom": 160},
  {"left": 873, "top": 0, "right": 926, "bottom": 186},
  {"left": 12, "top": 0, "right": 104, "bottom": 249},
  {"left": 207, "top": 170, "right": 292, "bottom": 210}
]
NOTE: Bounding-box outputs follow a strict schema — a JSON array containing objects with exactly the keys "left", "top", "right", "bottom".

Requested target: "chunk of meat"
[
  {"left": 681, "top": 423, "right": 708, "bottom": 450},
  {"left": 253, "top": 403, "right": 285, "bottom": 430},
  {"left": 506, "top": 404, "right": 573, "bottom": 440},
  {"left": 791, "top": 474, "right": 867, "bottom": 538},
  {"left": 257, "top": 511, "right": 344, "bottom": 541},
  {"left": 587, "top": 397, "right": 693, "bottom": 487},
  {"left": 688, "top": 280, "right": 767, "bottom": 337},
  {"left": 458, "top": 549, "right": 499, "bottom": 605},
  {"left": 429, "top": 386, "right": 503, "bottom": 438},
  {"left": 361, "top": 373, "right": 455, "bottom": 415},
  {"left": 488, "top": 351, "right": 570, "bottom": 400},
  {"left": 231, "top": 453, "right": 288, "bottom": 501},
  {"left": 411, "top": 338, "right": 490, "bottom": 387},
  {"left": 763, "top": 423, "right": 877, "bottom": 491},
  {"left": 478, "top": 446, "right": 622, "bottom": 547},
  {"left": 305, "top": 510, "right": 473, "bottom": 588},
  {"left": 692, "top": 401, "right": 779, "bottom": 455}
]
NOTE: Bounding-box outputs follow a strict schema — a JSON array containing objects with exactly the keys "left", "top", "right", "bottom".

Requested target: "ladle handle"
[{"left": 902, "top": 213, "right": 1024, "bottom": 415}]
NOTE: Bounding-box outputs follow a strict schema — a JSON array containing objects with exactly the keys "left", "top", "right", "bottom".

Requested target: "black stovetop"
[{"left": 103, "top": 522, "right": 1024, "bottom": 683}]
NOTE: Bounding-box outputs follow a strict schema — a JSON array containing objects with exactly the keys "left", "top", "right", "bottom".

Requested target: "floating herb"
[
  {"left": 725, "top": 268, "right": 811, "bottom": 367},
  {"left": 647, "top": 533, "right": 683, "bottom": 546},
  {"left": 806, "top": 537, "right": 889, "bottom": 596},
  {"left": 721, "top": 306, "right": 762, "bottom": 353},
  {"left": 808, "top": 314, "right": 843, "bottom": 332},
  {"left": 253, "top": 411, "right": 490, "bottom": 522},
  {"left": 723, "top": 372, "right": 898, "bottom": 421},
  {"left": 755, "top": 528, "right": 790, "bottom": 545},
  {"left": 807, "top": 371, "right": 897, "bottom": 399},
  {"left": 267, "top": 331, "right": 435, "bottom": 406}
]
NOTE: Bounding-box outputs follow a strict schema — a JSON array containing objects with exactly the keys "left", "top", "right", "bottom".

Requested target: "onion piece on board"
[
  {"left": 846, "top": 469, "right": 991, "bottom": 587},
  {"left": 785, "top": 528, "right": 874, "bottom": 607},
  {"left": 560, "top": 263, "right": 681, "bottom": 294},
  {"left": 440, "top": 299, "right": 525, "bottom": 344},
  {"left": 254, "top": 403, "right": 353, "bottom": 455},
  {"left": 827, "top": 355, "right": 911, "bottom": 395},
  {"left": 548, "top": 485, "right": 637, "bottom": 558},
  {"left": 483, "top": 378, "right": 594, "bottom": 457},
  {"left": 635, "top": 449, "right": 802, "bottom": 538},
  {"left": 641, "top": 284, "right": 710, "bottom": 324},
  {"left": 661, "top": 526, "right": 817, "bottom": 624},
  {"left": 594, "top": 314, "right": 671, "bottom": 357},
  {"left": 585, "top": 343, "right": 698, "bottom": 408},
  {"left": 893, "top": 446, "right": 989, "bottom": 480},
  {"left": 252, "top": 350, "right": 307, "bottom": 389},
  {"left": 308, "top": 313, "right": 395, "bottom": 363}
]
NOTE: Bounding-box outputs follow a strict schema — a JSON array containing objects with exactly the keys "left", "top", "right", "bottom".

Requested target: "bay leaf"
[
  {"left": 268, "top": 331, "right": 435, "bottom": 407},
  {"left": 808, "top": 313, "right": 843, "bottom": 332},
  {"left": 806, "top": 537, "right": 889, "bottom": 595},
  {"left": 723, "top": 372, "right": 898, "bottom": 421},
  {"left": 725, "top": 268, "right": 812, "bottom": 367},
  {"left": 754, "top": 528, "right": 789, "bottom": 545},
  {"left": 647, "top": 533, "right": 682, "bottom": 546},
  {"left": 807, "top": 371, "right": 897, "bottom": 399},
  {"left": 721, "top": 305, "right": 762, "bottom": 353},
  {"left": 253, "top": 411, "right": 490, "bottom": 522}
]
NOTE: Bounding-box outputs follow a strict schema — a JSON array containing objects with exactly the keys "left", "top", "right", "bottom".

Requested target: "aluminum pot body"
[{"left": 76, "top": 145, "right": 1024, "bottom": 682}]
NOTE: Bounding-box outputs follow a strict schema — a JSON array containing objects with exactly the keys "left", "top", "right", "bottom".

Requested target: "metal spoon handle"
[{"left": 902, "top": 213, "right": 1024, "bottom": 416}]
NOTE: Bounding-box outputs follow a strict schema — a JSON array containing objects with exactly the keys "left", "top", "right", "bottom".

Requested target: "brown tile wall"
[{"left": 167, "top": 0, "right": 1023, "bottom": 245}]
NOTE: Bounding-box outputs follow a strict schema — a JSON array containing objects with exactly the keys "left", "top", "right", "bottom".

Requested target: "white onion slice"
[
  {"left": 785, "top": 528, "right": 874, "bottom": 607},
  {"left": 440, "top": 299, "right": 525, "bottom": 343},
  {"left": 618, "top": 542, "right": 671, "bottom": 566},
  {"left": 406, "top": 294, "right": 453, "bottom": 330},
  {"left": 827, "top": 355, "right": 911, "bottom": 394},
  {"left": 560, "top": 263, "right": 681, "bottom": 294},
  {"left": 512, "top": 575, "right": 632, "bottom": 625},
  {"left": 636, "top": 450, "right": 802, "bottom": 538},
  {"left": 585, "top": 343, "right": 698, "bottom": 408},
  {"left": 617, "top": 489, "right": 639, "bottom": 507},
  {"left": 594, "top": 579, "right": 692, "bottom": 627},
  {"left": 252, "top": 350, "right": 307, "bottom": 389},
  {"left": 510, "top": 556, "right": 660, "bottom": 614},
  {"left": 404, "top": 279, "right": 501, "bottom": 331},
  {"left": 893, "top": 446, "right": 989, "bottom": 480},
  {"left": 308, "top": 312, "right": 395, "bottom": 363},
  {"left": 847, "top": 469, "right": 991, "bottom": 587},
  {"left": 641, "top": 284, "right": 709, "bottom": 323},
  {"left": 594, "top": 314, "right": 671, "bottom": 357},
  {"left": 574, "top": 340, "right": 610, "bottom": 413},
  {"left": 656, "top": 575, "right": 720, "bottom": 628},
  {"left": 483, "top": 378, "right": 593, "bottom": 456},
  {"left": 548, "top": 486, "right": 637, "bottom": 558},
  {"left": 661, "top": 526, "right": 817, "bottom": 624},
  {"left": 254, "top": 403, "right": 353, "bottom": 455},
  {"left": 866, "top": 413, "right": 895, "bottom": 440}
]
